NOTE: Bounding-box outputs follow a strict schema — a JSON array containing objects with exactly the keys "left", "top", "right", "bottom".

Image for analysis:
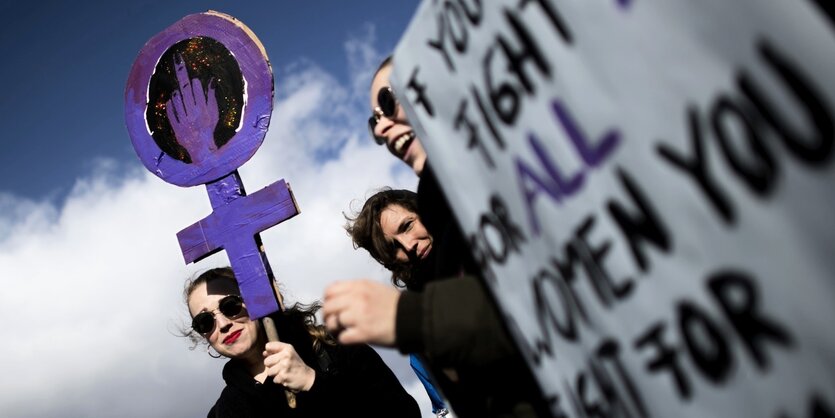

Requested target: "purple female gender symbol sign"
[
  {"left": 125, "top": 11, "right": 272, "bottom": 187},
  {"left": 125, "top": 11, "right": 299, "bottom": 320}
]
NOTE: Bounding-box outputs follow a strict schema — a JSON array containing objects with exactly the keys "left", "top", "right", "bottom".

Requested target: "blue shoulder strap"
[{"left": 409, "top": 354, "right": 448, "bottom": 415}]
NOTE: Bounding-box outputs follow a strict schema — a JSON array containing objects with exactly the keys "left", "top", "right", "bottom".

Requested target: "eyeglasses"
[
  {"left": 191, "top": 295, "right": 245, "bottom": 334},
  {"left": 367, "top": 86, "right": 398, "bottom": 145}
]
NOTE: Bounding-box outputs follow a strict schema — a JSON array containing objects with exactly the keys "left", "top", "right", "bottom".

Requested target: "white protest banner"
[{"left": 391, "top": 1, "right": 835, "bottom": 417}]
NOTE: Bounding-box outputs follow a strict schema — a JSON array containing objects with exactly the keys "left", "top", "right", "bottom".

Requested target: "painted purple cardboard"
[
  {"left": 125, "top": 11, "right": 298, "bottom": 320},
  {"left": 125, "top": 11, "right": 272, "bottom": 187},
  {"left": 178, "top": 173, "right": 299, "bottom": 319}
]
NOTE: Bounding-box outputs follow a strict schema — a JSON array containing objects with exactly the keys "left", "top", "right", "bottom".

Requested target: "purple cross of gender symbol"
[{"left": 125, "top": 11, "right": 296, "bottom": 320}]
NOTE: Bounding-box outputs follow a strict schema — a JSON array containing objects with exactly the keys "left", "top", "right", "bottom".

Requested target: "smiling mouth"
[
  {"left": 393, "top": 131, "right": 415, "bottom": 156},
  {"left": 419, "top": 243, "right": 432, "bottom": 260},
  {"left": 223, "top": 329, "right": 242, "bottom": 345}
]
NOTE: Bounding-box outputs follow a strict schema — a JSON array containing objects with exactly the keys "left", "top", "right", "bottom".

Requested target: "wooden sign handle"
[{"left": 262, "top": 317, "right": 297, "bottom": 409}]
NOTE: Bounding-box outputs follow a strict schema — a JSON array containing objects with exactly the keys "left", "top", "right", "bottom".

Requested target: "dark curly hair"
[
  {"left": 181, "top": 267, "right": 335, "bottom": 352},
  {"left": 345, "top": 188, "right": 420, "bottom": 288}
]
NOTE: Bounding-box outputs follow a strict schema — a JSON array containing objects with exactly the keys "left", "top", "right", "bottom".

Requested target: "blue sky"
[{"left": 0, "top": 2, "right": 432, "bottom": 417}]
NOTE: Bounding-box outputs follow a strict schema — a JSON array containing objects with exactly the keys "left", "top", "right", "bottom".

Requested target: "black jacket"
[
  {"left": 395, "top": 164, "right": 553, "bottom": 418},
  {"left": 208, "top": 311, "right": 420, "bottom": 418}
]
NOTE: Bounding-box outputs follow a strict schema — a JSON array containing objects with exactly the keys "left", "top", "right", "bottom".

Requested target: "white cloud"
[{"left": 0, "top": 31, "right": 433, "bottom": 417}]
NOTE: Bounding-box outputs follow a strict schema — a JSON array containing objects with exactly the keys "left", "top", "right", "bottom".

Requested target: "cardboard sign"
[
  {"left": 392, "top": 1, "right": 835, "bottom": 416},
  {"left": 125, "top": 11, "right": 299, "bottom": 319},
  {"left": 126, "top": 11, "right": 273, "bottom": 188}
]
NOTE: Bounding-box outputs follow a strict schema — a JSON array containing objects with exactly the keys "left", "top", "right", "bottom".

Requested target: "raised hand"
[
  {"left": 263, "top": 342, "right": 317, "bottom": 392},
  {"left": 166, "top": 53, "right": 219, "bottom": 164}
]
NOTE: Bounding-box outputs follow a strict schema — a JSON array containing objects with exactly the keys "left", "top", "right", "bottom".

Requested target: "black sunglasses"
[
  {"left": 191, "top": 295, "right": 245, "bottom": 334},
  {"left": 367, "top": 86, "right": 398, "bottom": 145}
]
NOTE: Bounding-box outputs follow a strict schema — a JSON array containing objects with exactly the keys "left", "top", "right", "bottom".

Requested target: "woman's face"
[
  {"left": 369, "top": 63, "right": 427, "bottom": 176},
  {"left": 188, "top": 279, "right": 262, "bottom": 360},
  {"left": 380, "top": 204, "right": 433, "bottom": 264}
]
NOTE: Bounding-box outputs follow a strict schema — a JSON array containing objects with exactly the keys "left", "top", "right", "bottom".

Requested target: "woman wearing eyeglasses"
[
  {"left": 366, "top": 56, "right": 427, "bottom": 177},
  {"left": 184, "top": 267, "right": 420, "bottom": 418},
  {"left": 324, "top": 57, "right": 552, "bottom": 418}
]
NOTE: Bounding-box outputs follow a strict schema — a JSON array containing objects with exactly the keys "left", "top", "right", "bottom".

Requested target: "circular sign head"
[{"left": 125, "top": 11, "right": 273, "bottom": 187}]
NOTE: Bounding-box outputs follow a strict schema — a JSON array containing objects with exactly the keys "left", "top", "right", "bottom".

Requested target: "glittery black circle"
[{"left": 146, "top": 37, "right": 245, "bottom": 164}]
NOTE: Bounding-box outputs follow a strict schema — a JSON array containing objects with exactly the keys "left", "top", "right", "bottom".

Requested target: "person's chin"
[
  {"left": 399, "top": 155, "right": 418, "bottom": 175},
  {"left": 411, "top": 152, "right": 427, "bottom": 176},
  {"left": 402, "top": 154, "right": 424, "bottom": 176}
]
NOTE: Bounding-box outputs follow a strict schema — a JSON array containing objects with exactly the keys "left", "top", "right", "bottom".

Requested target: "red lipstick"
[{"left": 223, "top": 329, "right": 242, "bottom": 345}]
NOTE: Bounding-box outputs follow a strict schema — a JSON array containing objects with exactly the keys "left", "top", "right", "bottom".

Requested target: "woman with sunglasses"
[
  {"left": 185, "top": 267, "right": 420, "bottom": 417},
  {"left": 324, "top": 57, "right": 552, "bottom": 418},
  {"left": 366, "top": 56, "right": 427, "bottom": 177}
]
